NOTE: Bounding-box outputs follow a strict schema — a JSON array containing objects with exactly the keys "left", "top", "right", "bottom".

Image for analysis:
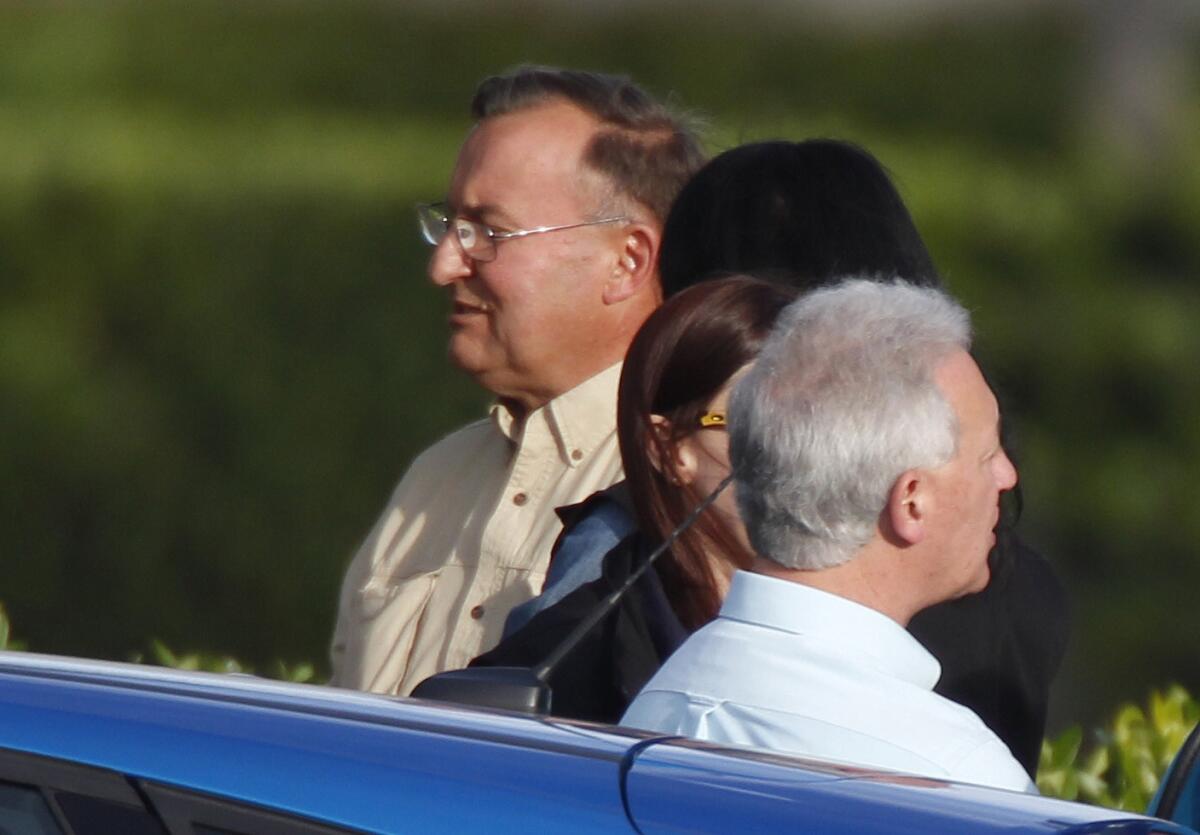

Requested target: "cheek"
[
  {"left": 473, "top": 273, "right": 530, "bottom": 327},
  {"left": 484, "top": 261, "right": 573, "bottom": 324},
  {"left": 696, "top": 437, "right": 732, "bottom": 485},
  {"left": 470, "top": 265, "right": 510, "bottom": 305},
  {"left": 713, "top": 491, "right": 746, "bottom": 541}
]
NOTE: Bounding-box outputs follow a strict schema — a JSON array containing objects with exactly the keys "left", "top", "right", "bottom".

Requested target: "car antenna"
[{"left": 410, "top": 473, "right": 735, "bottom": 714}]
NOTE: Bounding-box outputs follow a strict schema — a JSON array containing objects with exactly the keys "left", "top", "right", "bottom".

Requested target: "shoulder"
[
  {"left": 949, "top": 733, "right": 1039, "bottom": 793},
  {"left": 406, "top": 418, "right": 497, "bottom": 470},
  {"left": 378, "top": 418, "right": 502, "bottom": 495},
  {"left": 357, "top": 417, "right": 505, "bottom": 541},
  {"left": 555, "top": 482, "right": 634, "bottom": 530},
  {"left": 916, "top": 693, "right": 1032, "bottom": 791},
  {"left": 597, "top": 530, "right": 661, "bottom": 583}
]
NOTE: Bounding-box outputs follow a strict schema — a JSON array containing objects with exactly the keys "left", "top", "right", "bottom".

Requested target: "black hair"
[{"left": 659, "top": 139, "right": 942, "bottom": 296}]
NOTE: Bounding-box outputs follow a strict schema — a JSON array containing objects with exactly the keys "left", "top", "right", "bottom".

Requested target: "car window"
[
  {"left": 142, "top": 781, "right": 362, "bottom": 835},
  {"left": 0, "top": 748, "right": 167, "bottom": 835},
  {"left": 0, "top": 780, "right": 65, "bottom": 835},
  {"left": 56, "top": 791, "right": 166, "bottom": 835}
]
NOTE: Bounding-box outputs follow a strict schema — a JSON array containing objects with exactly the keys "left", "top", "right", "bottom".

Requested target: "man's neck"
[
  {"left": 752, "top": 544, "right": 921, "bottom": 626},
  {"left": 495, "top": 359, "right": 623, "bottom": 417},
  {"left": 496, "top": 289, "right": 658, "bottom": 414}
]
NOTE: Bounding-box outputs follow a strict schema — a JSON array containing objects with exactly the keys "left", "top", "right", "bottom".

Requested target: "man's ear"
[
  {"left": 647, "top": 415, "right": 699, "bottom": 486},
  {"left": 603, "top": 223, "right": 659, "bottom": 305},
  {"left": 886, "top": 470, "right": 927, "bottom": 546}
]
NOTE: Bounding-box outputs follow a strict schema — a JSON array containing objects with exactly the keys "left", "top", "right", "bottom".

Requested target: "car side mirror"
[{"left": 410, "top": 666, "right": 551, "bottom": 715}]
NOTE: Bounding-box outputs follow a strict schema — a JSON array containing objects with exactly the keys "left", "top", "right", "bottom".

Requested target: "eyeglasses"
[
  {"left": 698, "top": 411, "right": 727, "bottom": 429},
  {"left": 417, "top": 202, "right": 627, "bottom": 263}
]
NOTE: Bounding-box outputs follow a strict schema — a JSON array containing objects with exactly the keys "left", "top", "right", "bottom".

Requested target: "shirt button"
[
  {"left": 470, "top": 605, "right": 485, "bottom": 620},
  {"left": 513, "top": 492, "right": 528, "bottom": 506},
  {"left": 571, "top": 449, "right": 583, "bottom": 461}
]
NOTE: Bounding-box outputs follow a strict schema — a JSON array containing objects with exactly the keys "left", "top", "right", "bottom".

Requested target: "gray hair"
[
  {"left": 729, "top": 278, "right": 972, "bottom": 570},
  {"left": 470, "top": 65, "right": 706, "bottom": 223}
]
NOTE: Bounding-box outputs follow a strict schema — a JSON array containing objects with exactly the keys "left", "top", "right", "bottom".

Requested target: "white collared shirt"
[
  {"left": 330, "top": 363, "right": 624, "bottom": 696},
  {"left": 622, "top": 571, "right": 1035, "bottom": 793}
]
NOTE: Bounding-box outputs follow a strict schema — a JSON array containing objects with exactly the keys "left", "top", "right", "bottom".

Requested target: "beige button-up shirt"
[{"left": 330, "top": 364, "right": 624, "bottom": 696}]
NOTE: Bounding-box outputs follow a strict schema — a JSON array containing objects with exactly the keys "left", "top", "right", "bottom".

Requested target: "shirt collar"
[
  {"left": 720, "top": 570, "right": 941, "bottom": 690},
  {"left": 489, "top": 363, "right": 622, "bottom": 467}
]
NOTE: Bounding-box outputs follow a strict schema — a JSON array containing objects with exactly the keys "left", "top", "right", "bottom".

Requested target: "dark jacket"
[{"left": 471, "top": 528, "right": 684, "bottom": 724}]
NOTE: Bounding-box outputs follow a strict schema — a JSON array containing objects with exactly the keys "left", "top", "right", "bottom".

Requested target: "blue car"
[{"left": 0, "top": 650, "right": 1196, "bottom": 834}]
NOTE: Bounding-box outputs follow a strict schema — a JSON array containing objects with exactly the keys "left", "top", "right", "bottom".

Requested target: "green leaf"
[
  {"left": 1049, "top": 725, "right": 1083, "bottom": 768},
  {"left": 149, "top": 639, "right": 179, "bottom": 668},
  {"left": 1039, "top": 686, "right": 1199, "bottom": 809}
]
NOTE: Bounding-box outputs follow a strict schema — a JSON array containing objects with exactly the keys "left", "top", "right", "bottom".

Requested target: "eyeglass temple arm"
[{"left": 491, "top": 217, "right": 626, "bottom": 240}]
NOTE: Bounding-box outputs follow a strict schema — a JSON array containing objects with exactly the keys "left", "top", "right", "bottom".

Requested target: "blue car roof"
[
  {"left": 0, "top": 651, "right": 1191, "bottom": 834},
  {"left": 0, "top": 652, "right": 637, "bottom": 832}
]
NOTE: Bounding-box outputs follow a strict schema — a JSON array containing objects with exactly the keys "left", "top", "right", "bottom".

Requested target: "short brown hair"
[{"left": 471, "top": 65, "right": 706, "bottom": 223}]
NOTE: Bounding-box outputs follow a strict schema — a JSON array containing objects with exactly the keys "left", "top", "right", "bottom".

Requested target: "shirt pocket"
[{"left": 350, "top": 569, "right": 441, "bottom": 693}]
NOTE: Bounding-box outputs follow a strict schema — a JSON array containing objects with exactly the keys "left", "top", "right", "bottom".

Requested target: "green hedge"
[{"left": 1039, "top": 685, "right": 1200, "bottom": 810}]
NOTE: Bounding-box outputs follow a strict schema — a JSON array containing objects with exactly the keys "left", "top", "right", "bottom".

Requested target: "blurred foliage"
[
  {"left": 0, "top": 603, "right": 23, "bottom": 651},
  {"left": 0, "top": 1, "right": 1198, "bottom": 728},
  {"left": 2, "top": 600, "right": 312, "bottom": 681},
  {"left": 131, "top": 638, "right": 315, "bottom": 683},
  {"left": 1039, "top": 685, "right": 1200, "bottom": 810}
]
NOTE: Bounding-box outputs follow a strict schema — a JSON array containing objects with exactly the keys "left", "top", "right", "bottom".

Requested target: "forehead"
[
  {"left": 447, "top": 99, "right": 603, "bottom": 215},
  {"left": 934, "top": 350, "right": 999, "bottom": 439}
]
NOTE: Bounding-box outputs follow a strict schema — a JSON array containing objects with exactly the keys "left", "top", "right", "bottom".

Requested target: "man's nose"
[
  {"left": 995, "top": 448, "right": 1019, "bottom": 491},
  {"left": 428, "top": 234, "right": 472, "bottom": 286}
]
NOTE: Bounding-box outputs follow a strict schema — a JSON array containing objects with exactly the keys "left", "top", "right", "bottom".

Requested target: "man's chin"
[
  {"left": 947, "top": 558, "right": 992, "bottom": 601},
  {"left": 448, "top": 343, "right": 514, "bottom": 395},
  {"left": 966, "top": 562, "right": 992, "bottom": 595},
  {"left": 447, "top": 339, "right": 488, "bottom": 376},
  {"left": 448, "top": 331, "right": 484, "bottom": 367}
]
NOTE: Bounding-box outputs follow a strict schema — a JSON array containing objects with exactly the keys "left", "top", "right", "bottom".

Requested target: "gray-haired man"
[{"left": 623, "top": 278, "right": 1034, "bottom": 792}]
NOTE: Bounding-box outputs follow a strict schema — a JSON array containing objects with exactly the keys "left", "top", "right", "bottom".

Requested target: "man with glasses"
[{"left": 330, "top": 66, "right": 705, "bottom": 696}]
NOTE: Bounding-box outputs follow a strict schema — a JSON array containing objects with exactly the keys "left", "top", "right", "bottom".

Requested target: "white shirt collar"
[{"left": 720, "top": 571, "right": 941, "bottom": 690}]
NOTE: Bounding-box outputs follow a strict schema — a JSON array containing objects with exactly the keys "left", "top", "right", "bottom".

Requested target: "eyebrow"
[{"left": 454, "top": 201, "right": 514, "bottom": 227}]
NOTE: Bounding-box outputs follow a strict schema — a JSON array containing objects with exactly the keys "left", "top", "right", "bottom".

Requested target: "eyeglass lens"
[
  {"left": 453, "top": 219, "right": 486, "bottom": 256},
  {"left": 418, "top": 206, "right": 496, "bottom": 260},
  {"left": 417, "top": 206, "right": 446, "bottom": 246}
]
